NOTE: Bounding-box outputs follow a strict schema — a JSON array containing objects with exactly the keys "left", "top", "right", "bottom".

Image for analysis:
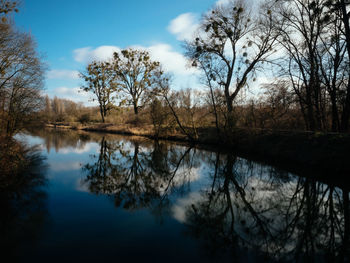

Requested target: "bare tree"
[
  {"left": 186, "top": 0, "right": 279, "bottom": 128},
  {"left": 0, "top": 22, "right": 45, "bottom": 135},
  {"left": 273, "top": 0, "right": 350, "bottom": 132},
  {"left": 316, "top": 1, "right": 348, "bottom": 132},
  {"left": 275, "top": 0, "right": 338, "bottom": 131},
  {"left": 330, "top": 0, "right": 350, "bottom": 131},
  {"left": 152, "top": 70, "right": 196, "bottom": 141}
]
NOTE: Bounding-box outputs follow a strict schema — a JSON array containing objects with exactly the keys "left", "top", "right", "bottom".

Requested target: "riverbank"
[
  {"left": 44, "top": 122, "right": 350, "bottom": 187},
  {"left": 230, "top": 129, "right": 350, "bottom": 184}
]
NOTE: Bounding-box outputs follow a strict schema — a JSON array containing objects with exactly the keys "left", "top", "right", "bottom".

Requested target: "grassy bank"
[{"left": 44, "top": 122, "right": 350, "bottom": 187}]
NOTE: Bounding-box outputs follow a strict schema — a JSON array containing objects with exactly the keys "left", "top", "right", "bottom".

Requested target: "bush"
[{"left": 78, "top": 113, "right": 91, "bottom": 124}]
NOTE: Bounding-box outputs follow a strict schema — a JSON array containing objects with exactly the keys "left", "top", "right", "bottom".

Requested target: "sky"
[{"left": 14, "top": 0, "right": 231, "bottom": 105}]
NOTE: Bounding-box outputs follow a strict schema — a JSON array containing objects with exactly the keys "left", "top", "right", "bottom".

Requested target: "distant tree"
[
  {"left": 150, "top": 97, "right": 169, "bottom": 138},
  {"left": 63, "top": 99, "right": 79, "bottom": 120},
  {"left": 112, "top": 48, "right": 161, "bottom": 115},
  {"left": 52, "top": 96, "right": 63, "bottom": 117},
  {"left": 152, "top": 70, "right": 196, "bottom": 141},
  {"left": 258, "top": 81, "right": 296, "bottom": 129},
  {"left": 186, "top": 0, "right": 279, "bottom": 128},
  {"left": 45, "top": 96, "right": 84, "bottom": 122},
  {"left": 78, "top": 113, "right": 91, "bottom": 124},
  {"left": 44, "top": 95, "right": 51, "bottom": 121},
  {"left": 80, "top": 61, "right": 117, "bottom": 123}
]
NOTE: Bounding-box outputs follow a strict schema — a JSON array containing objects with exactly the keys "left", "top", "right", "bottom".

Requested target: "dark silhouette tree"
[{"left": 186, "top": 0, "right": 279, "bottom": 129}]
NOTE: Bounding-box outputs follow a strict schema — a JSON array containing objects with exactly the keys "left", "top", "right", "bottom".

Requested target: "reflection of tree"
[
  {"left": 81, "top": 134, "right": 350, "bottom": 261},
  {"left": 27, "top": 128, "right": 93, "bottom": 153},
  {"left": 185, "top": 152, "right": 350, "bottom": 262},
  {"left": 273, "top": 181, "right": 350, "bottom": 262},
  {"left": 0, "top": 138, "right": 47, "bottom": 261},
  {"left": 82, "top": 137, "right": 198, "bottom": 215}
]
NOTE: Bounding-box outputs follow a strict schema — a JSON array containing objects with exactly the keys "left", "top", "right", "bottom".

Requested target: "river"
[{"left": 1, "top": 128, "right": 349, "bottom": 262}]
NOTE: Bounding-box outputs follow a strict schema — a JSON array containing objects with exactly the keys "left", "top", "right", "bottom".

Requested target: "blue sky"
[{"left": 14, "top": 0, "right": 227, "bottom": 105}]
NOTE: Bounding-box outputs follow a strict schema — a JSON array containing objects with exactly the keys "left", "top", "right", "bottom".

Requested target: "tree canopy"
[
  {"left": 80, "top": 61, "right": 118, "bottom": 123},
  {"left": 112, "top": 48, "right": 161, "bottom": 115}
]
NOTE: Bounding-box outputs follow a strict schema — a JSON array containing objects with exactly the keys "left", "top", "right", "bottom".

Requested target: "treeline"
[
  {"left": 0, "top": 1, "right": 45, "bottom": 135},
  {"left": 73, "top": 0, "right": 350, "bottom": 138},
  {"left": 42, "top": 96, "right": 91, "bottom": 123}
]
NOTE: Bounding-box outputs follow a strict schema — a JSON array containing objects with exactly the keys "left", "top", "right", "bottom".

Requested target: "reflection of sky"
[
  {"left": 19, "top": 132, "right": 299, "bottom": 226},
  {"left": 172, "top": 192, "right": 202, "bottom": 223},
  {"left": 42, "top": 142, "right": 99, "bottom": 192},
  {"left": 58, "top": 144, "right": 96, "bottom": 155},
  {"left": 169, "top": 157, "right": 300, "bottom": 225},
  {"left": 17, "top": 132, "right": 213, "bottom": 262},
  {"left": 157, "top": 167, "right": 202, "bottom": 195},
  {"left": 15, "top": 134, "right": 45, "bottom": 148},
  {"left": 50, "top": 161, "right": 81, "bottom": 172},
  {"left": 14, "top": 131, "right": 345, "bottom": 262}
]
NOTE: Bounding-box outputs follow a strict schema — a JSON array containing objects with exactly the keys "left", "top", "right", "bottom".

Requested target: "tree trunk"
[
  {"left": 330, "top": 91, "right": 340, "bottom": 132},
  {"left": 341, "top": 190, "right": 350, "bottom": 260},
  {"left": 306, "top": 88, "right": 316, "bottom": 131},
  {"left": 163, "top": 94, "right": 194, "bottom": 142},
  {"left": 225, "top": 94, "right": 235, "bottom": 130},
  {"left": 133, "top": 103, "right": 138, "bottom": 115},
  {"left": 341, "top": 83, "right": 350, "bottom": 132},
  {"left": 340, "top": 0, "right": 350, "bottom": 132},
  {"left": 99, "top": 106, "right": 105, "bottom": 123},
  {"left": 208, "top": 79, "right": 220, "bottom": 135}
]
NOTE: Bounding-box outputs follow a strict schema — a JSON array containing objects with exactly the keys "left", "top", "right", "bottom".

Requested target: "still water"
[{"left": 1, "top": 129, "right": 349, "bottom": 262}]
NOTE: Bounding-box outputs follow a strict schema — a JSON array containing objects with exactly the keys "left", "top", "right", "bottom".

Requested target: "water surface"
[{"left": 1, "top": 129, "right": 349, "bottom": 262}]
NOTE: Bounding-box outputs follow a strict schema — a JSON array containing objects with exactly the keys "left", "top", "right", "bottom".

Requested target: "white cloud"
[
  {"left": 216, "top": 0, "right": 231, "bottom": 6},
  {"left": 172, "top": 191, "right": 202, "bottom": 223},
  {"left": 52, "top": 86, "right": 97, "bottom": 106},
  {"left": 54, "top": 86, "right": 82, "bottom": 97},
  {"left": 47, "top": 69, "right": 80, "bottom": 80},
  {"left": 246, "top": 76, "right": 270, "bottom": 96},
  {"left": 73, "top": 45, "right": 121, "bottom": 64},
  {"left": 148, "top": 44, "right": 198, "bottom": 75},
  {"left": 73, "top": 44, "right": 198, "bottom": 76},
  {"left": 76, "top": 178, "right": 90, "bottom": 193},
  {"left": 49, "top": 161, "right": 81, "bottom": 172},
  {"left": 59, "top": 144, "right": 96, "bottom": 154},
  {"left": 167, "top": 13, "right": 199, "bottom": 41}
]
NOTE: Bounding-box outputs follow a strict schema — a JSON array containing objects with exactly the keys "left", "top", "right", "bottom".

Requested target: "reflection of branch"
[
  {"left": 328, "top": 187, "right": 335, "bottom": 252},
  {"left": 342, "top": 190, "right": 350, "bottom": 258},
  {"left": 160, "top": 147, "right": 193, "bottom": 201},
  {"left": 225, "top": 154, "right": 274, "bottom": 244},
  {"left": 209, "top": 152, "right": 220, "bottom": 207},
  {"left": 223, "top": 176, "right": 235, "bottom": 234},
  {"left": 184, "top": 149, "right": 350, "bottom": 261},
  {"left": 284, "top": 178, "right": 306, "bottom": 241},
  {"left": 232, "top": 175, "right": 273, "bottom": 241}
]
